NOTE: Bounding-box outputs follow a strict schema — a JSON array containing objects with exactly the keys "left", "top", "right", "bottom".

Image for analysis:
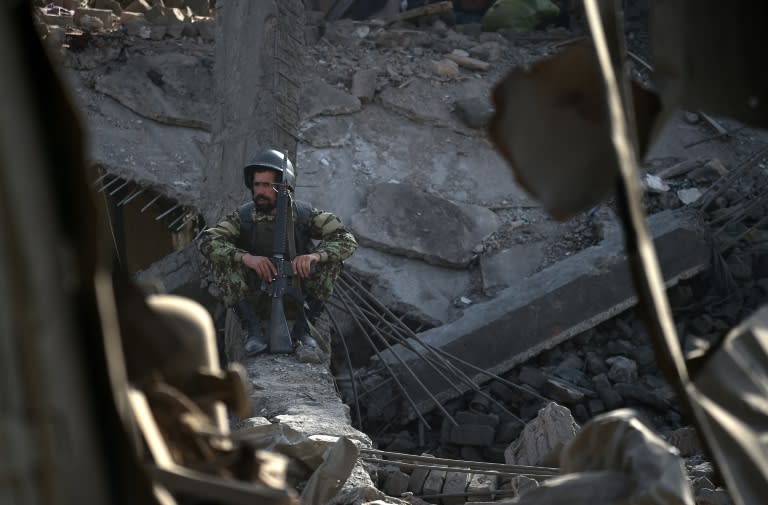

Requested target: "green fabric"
[{"left": 481, "top": 0, "right": 560, "bottom": 32}]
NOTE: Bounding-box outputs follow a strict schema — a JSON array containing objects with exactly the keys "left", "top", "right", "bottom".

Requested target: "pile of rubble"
[{"left": 36, "top": 0, "right": 215, "bottom": 43}]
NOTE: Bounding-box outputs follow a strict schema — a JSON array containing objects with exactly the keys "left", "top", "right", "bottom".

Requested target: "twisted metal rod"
[
  {"left": 336, "top": 286, "right": 456, "bottom": 427},
  {"left": 334, "top": 286, "right": 432, "bottom": 430},
  {"left": 340, "top": 271, "right": 551, "bottom": 403},
  {"left": 326, "top": 307, "right": 362, "bottom": 430},
  {"left": 337, "top": 277, "right": 525, "bottom": 424}
]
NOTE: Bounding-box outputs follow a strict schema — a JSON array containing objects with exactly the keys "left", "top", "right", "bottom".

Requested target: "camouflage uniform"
[{"left": 198, "top": 202, "right": 357, "bottom": 319}]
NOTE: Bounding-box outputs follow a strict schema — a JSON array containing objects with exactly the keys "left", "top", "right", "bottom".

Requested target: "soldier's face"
[{"left": 252, "top": 170, "right": 278, "bottom": 211}]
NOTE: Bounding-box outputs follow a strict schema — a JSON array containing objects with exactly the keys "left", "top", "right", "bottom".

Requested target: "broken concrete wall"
[{"left": 368, "top": 209, "right": 711, "bottom": 423}]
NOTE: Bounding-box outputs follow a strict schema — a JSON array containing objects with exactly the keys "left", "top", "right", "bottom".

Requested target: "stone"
[
  {"left": 689, "top": 462, "right": 714, "bottom": 480},
  {"left": 350, "top": 182, "right": 498, "bottom": 268},
  {"left": 345, "top": 247, "right": 470, "bottom": 326},
  {"left": 585, "top": 351, "right": 607, "bottom": 375},
  {"left": 588, "top": 399, "right": 605, "bottom": 416},
  {"left": 442, "top": 471, "right": 470, "bottom": 505},
  {"left": 300, "top": 116, "right": 352, "bottom": 148},
  {"left": 78, "top": 14, "right": 105, "bottom": 30},
  {"left": 454, "top": 96, "right": 494, "bottom": 130},
  {"left": 301, "top": 79, "right": 361, "bottom": 120},
  {"left": 468, "top": 41, "right": 502, "bottom": 62},
  {"left": 432, "top": 58, "right": 461, "bottom": 77},
  {"left": 667, "top": 426, "right": 702, "bottom": 457},
  {"left": 149, "top": 23, "right": 166, "bottom": 39},
  {"left": 455, "top": 411, "right": 500, "bottom": 427},
  {"left": 351, "top": 68, "right": 379, "bottom": 102},
  {"left": 383, "top": 471, "right": 410, "bottom": 498},
  {"left": 631, "top": 345, "right": 655, "bottom": 367},
  {"left": 93, "top": 52, "right": 213, "bottom": 130},
  {"left": 543, "top": 378, "right": 584, "bottom": 404},
  {"left": 696, "top": 488, "right": 733, "bottom": 505},
  {"left": 75, "top": 7, "right": 115, "bottom": 28},
  {"left": 467, "top": 472, "right": 497, "bottom": 502},
  {"left": 422, "top": 469, "right": 447, "bottom": 498},
  {"left": 552, "top": 367, "right": 587, "bottom": 386},
  {"left": 683, "top": 111, "right": 701, "bottom": 124},
  {"left": 122, "top": 18, "right": 150, "bottom": 37},
  {"left": 495, "top": 422, "right": 522, "bottom": 443},
  {"left": 449, "top": 425, "right": 496, "bottom": 447},
  {"left": 407, "top": 454, "right": 434, "bottom": 493},
  {"left": 606, "top": 356, "right": 638, "bottom": 383},
  {"left": 518, "top": 366, "right": 547, "bottom": 389},
  {"left": 504, "top": 403, "right": 579, "bottom": 467},
  {"left": 593, "top": 374, "right": 623, "bottom": 410},
  {"left": 690, "top": 158, "right": 728, "bottom": 182},
  {"left": 690, "top": 477, "right": 715, "bottom": 493},
  {"left": 613, "top": 383, "right": 668, "bottom": 411},
  {"left": 677, "top": 187, "right": 703, "bottom": 205},
  {"left": 481, "top": 242, "right": 544, "bottom": 294},
  {"left": 196, "top": 19, "right": 215, "bottom": 41}
]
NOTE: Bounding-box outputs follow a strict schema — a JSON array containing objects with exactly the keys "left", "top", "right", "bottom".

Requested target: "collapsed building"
[{"left": 18, "top": 0, "right": 768, "bottom": 503}]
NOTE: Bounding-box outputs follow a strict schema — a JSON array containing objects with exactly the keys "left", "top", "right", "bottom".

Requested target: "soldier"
[{"left": 198, "top": 149, "right": 358, "bottom": 356}]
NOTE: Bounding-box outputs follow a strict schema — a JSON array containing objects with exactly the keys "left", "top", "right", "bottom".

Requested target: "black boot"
[
  {"left": 292, "top": 298, "right": 324, "bottom": 349},
  {"left": 233, "top": 300, "right": 267, "bottom": 356}
]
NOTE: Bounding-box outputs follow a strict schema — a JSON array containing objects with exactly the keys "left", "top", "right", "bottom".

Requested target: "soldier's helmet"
[{"left": 243, "top": 149, "right": 296, "bottom": 191}]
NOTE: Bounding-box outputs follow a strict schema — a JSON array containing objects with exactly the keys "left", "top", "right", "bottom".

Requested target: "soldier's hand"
[
  {"left": 242, "top": 254, "right": 277, "bottom": 282},
  {"left": 292, "top": 253, "right": 320, "bottom": 278}
]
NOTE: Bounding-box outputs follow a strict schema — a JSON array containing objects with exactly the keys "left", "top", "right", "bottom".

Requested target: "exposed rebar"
[{"left": 326, "top": 308, "right": 363, "bottom": 430}]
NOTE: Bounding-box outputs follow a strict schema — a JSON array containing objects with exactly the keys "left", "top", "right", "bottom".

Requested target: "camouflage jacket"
[{"left": 198, "top": 202, "right": 358, "bottom": 266}]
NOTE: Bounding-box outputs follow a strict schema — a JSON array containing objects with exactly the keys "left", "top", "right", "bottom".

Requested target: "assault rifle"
[{"left": 261, "top": 179, "right": 303, "bottom": 353}]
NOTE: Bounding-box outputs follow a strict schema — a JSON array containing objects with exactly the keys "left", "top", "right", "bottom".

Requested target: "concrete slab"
[
  {"left": 344, "top": 246, "right": 470, "bottom": 325},
  {"left": 93, "top": 52, "right": 213, "bottom": 130},
  {"left": 481, "top": 242, "right": 545, "bottom": 294},
  {"left": 370, "top": 209, "right": 710, "bottom": 423},
  {"left": 301, "top": 78, "right": 362, "bottom": 120},
  {"left": 349, "top": 182, "right": 499, "bottom": 268}
]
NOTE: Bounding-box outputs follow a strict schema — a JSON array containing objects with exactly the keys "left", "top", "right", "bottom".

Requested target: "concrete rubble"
[{"left": 36, "top": 2, "right": 768, "bottom": 503}]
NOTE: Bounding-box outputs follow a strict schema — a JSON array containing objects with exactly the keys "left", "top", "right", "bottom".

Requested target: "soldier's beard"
[{"left": 254, "top": 196, "right": 275, "bottom": 212}]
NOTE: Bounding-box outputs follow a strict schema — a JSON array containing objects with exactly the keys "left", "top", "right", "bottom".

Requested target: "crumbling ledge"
[{"left": 375, "top": 209, "right": 711, "bottom": 423}]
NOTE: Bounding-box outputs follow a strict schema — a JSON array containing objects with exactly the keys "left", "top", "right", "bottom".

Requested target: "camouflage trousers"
[{"left": 209, "top": 259, "right": 342, "bottom": 319}]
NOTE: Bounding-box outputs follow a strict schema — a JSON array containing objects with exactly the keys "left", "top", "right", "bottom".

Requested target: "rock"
[
  {"left": 300, "top": 116, "right": 352, "bottom": 148},
  {"left": 690, "top": 158, "right": 728, "bottom": 182},
  {"left": 518, "top": 366, "right": 547, "bottom": 389},
  {"left": 588, "top": 399, "right": 605, "bottom": 416},
  {"left": 432, "top": 58, "right": 461, "bottom": 77},
  {"left": 696, "top": 488, "right": 733, "bottom": 505},
  {"left": 683, "top": 111, "right": 701, "bottom": 124},
  {"left": 123, "top": 17, "right": 150, "bottom": 36},
  {"left": 606, "top": 356, "right": 638, "bottom": 383},
  {"left": 378, "top": 78, "right": 456, "bottom": 124},
  {"left": 644, "top": 173, "right": 671, "bottom": 193},
  {"left": 149, "top": 23, "right": 166, "bottom": 39},
  {"left": 144, "top": 4, "right": 167, "bottom": 22},
  {"left": 556, "top": 354, "right": 584, "bottom": 371},
  {"left": 667, "top": 426, "right": 702, "bottom": 457},
  {"left": 690, "top": 477, "right": 715, "bottom": 493},
  {"left": 455, "top": 411, "right": 500, "bottom": 427},
  {"left": 351, "top": 68, "right": 379, "bottom": 102},
  {"left": 344, "top": 247, "right": 470, "bottom": 325},
  {"left": 450, "top": 425, "right": 496, "bottom": 447},
  {"left": 77, "top": 14, "right": 105, "bottom": 31},
  {"left": 442, "top": 471, "right": 471, "bottom": 505},
  {"left": 196, "top": 19, "right": 216, "bottom": 42},
  {"left": 422, "top": 469, "right": 447, "bottom": 498},
  {"left": 613, "top": 383, "right": 668, "bottom": 411},
  {"left": 677, "top": 187, "right": 703, "bottom": 205},
  {"left": 350, "top": 182, "right": 498, "bottom": 268},
  {"left": 631, "top": 345, "right": 655, "bottom": 367},
  {"left": 688, "top": 462, "right": 714, "bottom": 480},
  {"left": 585, "top": 351, "right": 607, "bottom": 375},
  {"left": 495, "top": 422, "right": 522, "bottom": 444},
  {"left": 119, "top": 11, "right": 144, "bottom": 24},
  {"left": 93, "top": 52, "right": 213, "bottom": 130},
  {"left": 454, "top": 96, "right": 494, "bottom": 129},
  {"left": 593, "top": 373, "right": 623, "bottom": 410},
  {"left": 407, "top": 454, "right": 434, "bottom": 493},
  {"left": 468, "top": 41, "right": 502, "bottom": 62},
  {"left": 301, "top": 79, "right": 362, "bottom": 120},
  {"left": 543, "top": 378, "right": 584, "bottom": 404},
  {"left": 504, "top": 402, "right": 579, "bottom": 467},
  {"left": 480, "top": 242, "right": 544, "bottom": 294},
  {"left": 467, "top": 472, "right": 497, "bottom": 502},
  {"left": 383, "top": 471, "right": 410, "bottom": 498}
]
